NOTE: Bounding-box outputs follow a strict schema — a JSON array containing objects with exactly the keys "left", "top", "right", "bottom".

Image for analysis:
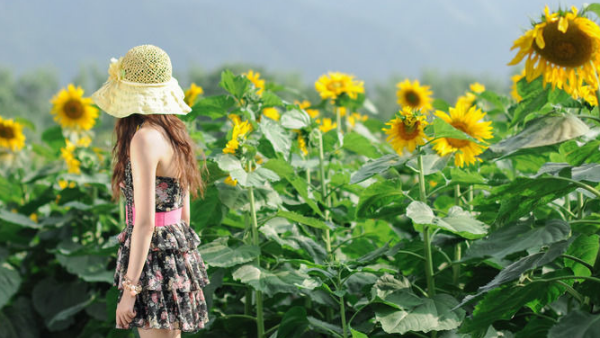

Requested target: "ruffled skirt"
[{"left": 113, "top": 221, "right": 210, "bottom": 333}]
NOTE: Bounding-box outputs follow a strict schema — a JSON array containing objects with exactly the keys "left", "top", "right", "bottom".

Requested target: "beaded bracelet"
[{"left": 123, "top": 274, "right": 143, "bottom": 296}]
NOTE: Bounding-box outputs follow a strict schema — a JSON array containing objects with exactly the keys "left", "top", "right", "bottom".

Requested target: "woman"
[{"left": 92, "top": 44, "right": 211, "bottom": 337}]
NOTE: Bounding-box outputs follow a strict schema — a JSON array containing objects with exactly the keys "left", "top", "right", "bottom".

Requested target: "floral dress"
[{"left": 113, "top": 157, "right": 210, "bottom": 333}]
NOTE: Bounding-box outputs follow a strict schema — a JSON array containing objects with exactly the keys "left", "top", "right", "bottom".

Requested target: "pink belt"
[{"left": 126, "top": 205, "right": 183, "bottom": 227}]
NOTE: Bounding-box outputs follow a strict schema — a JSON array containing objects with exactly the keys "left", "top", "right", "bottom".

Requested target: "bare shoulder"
[{"left": 130, "top": 126, "right": 168, "bottom": 160}]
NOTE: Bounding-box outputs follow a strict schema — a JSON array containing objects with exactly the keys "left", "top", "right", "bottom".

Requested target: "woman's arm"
[
  {"left": 124, "top": 128, "right": 162, "bottom": 286},
  {"left": 182, "top": 185, "right": 191, "bottom": 225}
]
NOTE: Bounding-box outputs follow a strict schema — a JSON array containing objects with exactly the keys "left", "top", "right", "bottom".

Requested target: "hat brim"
[{"left": 91, "top": 77, "right": 192, "bottom": 118}]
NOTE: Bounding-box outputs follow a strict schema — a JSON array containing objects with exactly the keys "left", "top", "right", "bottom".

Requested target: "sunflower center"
[
  {"left": 64, "top": 99, "right": 85, "bottom": 119},
  {"left": 446, "top": 122, "right": 471, "bottom": 148},
  {"left": 404, "top": 90, "right": 421, "bottom": 106},
  {"left": 533, "top": 20, "right": 593, "bottom": 67},
  {"left": 0, "top": 124, "right": 15, "bottom": 140},
  {"left": 399, "top": 121, "right": 421, "bottom": 140}
]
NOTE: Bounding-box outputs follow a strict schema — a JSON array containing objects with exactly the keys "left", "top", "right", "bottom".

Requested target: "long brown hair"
[{"left": 109, "top": 113, "right": 209, "bottom": 202}]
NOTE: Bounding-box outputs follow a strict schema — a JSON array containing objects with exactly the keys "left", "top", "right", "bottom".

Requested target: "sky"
[{"left": 0, "top": 0, "right": 584, "bottom": 86}]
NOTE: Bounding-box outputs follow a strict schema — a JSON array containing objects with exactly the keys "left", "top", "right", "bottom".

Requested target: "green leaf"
[
  {"left": 356, "top": 179, "right": 403, "bottom": 219},
  {"left": 219, "top": 69, "right": 251, "bottom": 99},
  {"left": 342, "top": 132, "right": 381, "bottom": 159},
  {"left": 276, "top": 306, "right": 309, "bottom": 338},
  {"left": 0, "top": 209, "right": 40, "bottom": 229},
  {"left": 183, "top": 95, "right": 236, "bottom": 121},
  {"left": 261, "top": 90, "right": 283, "bottom": 106},
  {"left": 450, "top": 168, "right": 485, "bottom": 185},
  {"left": 232, "top": 264, "right": 320, "bottom": 297},
  {"left": 32, "top": 277, "right": 91, "bottom": 331},
  {"left": 216, "top": 154, "right": 280, "bottom": 188},
  {"left": 564, "top": 234, "right": 599, "bottom": 277},
  {"left": 510, "top": 86, "right": 548, "bottom": 127},
  {"left": 489, "top": 114, "right": 589, "bottom": 157},
  {"left": 0, "top": 296, "right": 39, "bottom": 338},
  {"left": 584, "top": 3, "right": 600, "bottom": 19},
  {"left": 280, "top": 109, "right": 311, "bottom": 129},
  {"left": 41, "top": 126, "right": 66, "bottom": 151},
  {"left": 459, "top": 284, "right": 545, "bottom": 334},
  {"left": 459, "top": 238, "right": 574, "bottom": 307},
  {"left": 198, "top": 238, "right": 260, "bottom": 268},
  {"left": 431, "top": 118, "right": 481, "bottom": 143},
  {"left": 407, "top": 154, "right": 450, "bottom": 176},
  {"left": 548, "top": 310, "right": 600, "bottom": 338},
  {"left": 0, "top": 263, "right": 21, "bottom": 310},
  {"left": 406, "top": 201, "right": 488, "bottom": 239},
  {"left": 432, "top": 98, "right": 450, "bottom": 112},
  {"left": 464, "top": 219, "right": 571, "bottom": 260},
  {"left": 276, "top": 210, "right": 331, "bottom": 230},
  {"left": 259, "top": 116, "right": 291, "bottom": 158},
  {"left": 537, "top": 163, "right": 600, "bottom": 183},
  {"left": 350, "top": 154, "right": 408, "bottom": 184},
  {"left": 55, "top": 253, "right": 113, "bottom": 283},
  {"left": 351, "top": 329, "right": 369, "bottom": 338},
  {"left": 516, "top": 316, "right": 555, "bottom": 338}
]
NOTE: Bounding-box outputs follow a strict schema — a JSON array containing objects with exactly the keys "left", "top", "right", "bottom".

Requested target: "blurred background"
[{"left": 0, "top": 0, "right": 576, "bottom": 144}]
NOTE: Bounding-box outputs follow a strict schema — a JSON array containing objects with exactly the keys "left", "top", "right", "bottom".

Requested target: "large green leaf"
[
  {"left": 0, "top": 209, "right": 40, "bottom": 229},
  {"left": 41, "top": 126, "right": 66, "bottom": 152},
  {"left": 406, "top": 201, "right": 488, "bottom": 239},
  {"left": 350, "top": 154, "right": 408, "bottom": 184},
  {"left": 0, "top": 263, "right": 21, "bottom": 310},
  {"left": 232, "top": 264, "right": 320, "bottom": 297},
  {"left": 516, "top": 317, "right": 555, "bottom": 338},
  {"left": 356, "top": 179, "right": 403, "bottom": 219},
  {"left": 342, "top": 132, "right": 381, "bottom": 159},
  {"left": 183, "top": 95, "right": 236, "bottom": 121},
  {"left": 463, "top": 219, "right": 571, "bottom": 260},
  {"left": 537, "top": 163, "right": 600, "bottom": 183},
  {"left": 0, "top": 296, "right": 39, "bottom": 338},
  {"left": 280, "top": 109, "right": 311, "bottom": 129},
  {"left": 259, "top": 116, "right": 291, "bottom": 158},
  {"left": 219, "top": 69, "right": 251, "bottom": 99},
  {"left": 548, "top": 310, "right": 600, "bottom": 338},
  {"left": 430, "top": 118, "right": 482, "bottom": 144},
  {"left": 32, "top": 277, "right": 92, "bottom": 331},
  {"left": 564, "top": 234, "right": 599, "bottom": 277},
  {"left": 55, "top": 253, "right": 113, "bottom": 283},
  {"left": 407, "top": 154, "right": 450, "bottom": 176},
  {"left": 275, "top": 306, "right": 309, "bottom": 338},
  {"left": 216, "top": 154, "right": 280, "bottom": 188},
  {"left": 198, "top": 238, "right": 260, "bottom": 268},
  {"left": 276, "top": 210, "right": 331, "bottom": 230}
]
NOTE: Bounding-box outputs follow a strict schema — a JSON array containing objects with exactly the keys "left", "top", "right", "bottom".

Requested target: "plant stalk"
[
  {"left": 418, "top": 153, "right": 436, "bottom": 298},
  {"left": 248, "top": 186, "right": 265, "bottom": 338},
  {"left": 318, "top": 131, "right": 332, "bottom": 258},
  {"left": 335, "top": 106, "right": 342, "bottom": 135},
  {"left": 453, "top": 184, "right": 461, "bottom": 286}
]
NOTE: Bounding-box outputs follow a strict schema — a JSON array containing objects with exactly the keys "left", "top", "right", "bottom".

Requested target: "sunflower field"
[{"left": 3, "top": 4, "right": 600, "bottom": 338}]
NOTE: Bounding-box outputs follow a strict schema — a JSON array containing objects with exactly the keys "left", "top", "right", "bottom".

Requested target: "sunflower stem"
[
  {"left": 453, "top": 184, "right": 461, "bottom": 287},
  {"left": 248, "top": 175, "right": 264, "bottom": 338},
  {"left": 335, "top": 106, "right": 342, "bottom": 136},
  {"left": 577, "top": 192, "right": 584, "bottom": 219},
  {"left": 418, "top": 153, "right": 436, "bottom": 299},
  {"left": 318, "top": 130, "right": 333, "bottom": 260}
]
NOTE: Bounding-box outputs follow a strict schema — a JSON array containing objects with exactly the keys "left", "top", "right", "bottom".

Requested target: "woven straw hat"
[{"left": 92, "top": 45, "right": 191, "bottom": 118}]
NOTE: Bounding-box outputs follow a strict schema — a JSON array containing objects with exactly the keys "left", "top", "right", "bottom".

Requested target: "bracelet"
[{"left": 123, "top": 274, "right": 143, "bottom": 296}]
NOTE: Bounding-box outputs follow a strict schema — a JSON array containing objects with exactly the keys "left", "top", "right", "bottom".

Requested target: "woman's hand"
[{"left": 116, "top": 291, "right": 137, "bottom": 328}]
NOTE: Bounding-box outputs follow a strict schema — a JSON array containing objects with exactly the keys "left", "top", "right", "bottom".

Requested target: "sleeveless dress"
[{"left": 113, "top": 157, "right": 210, "bottom": 333}]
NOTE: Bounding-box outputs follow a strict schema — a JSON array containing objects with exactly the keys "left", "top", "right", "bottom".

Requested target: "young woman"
[{"left": 92, "top": 44, "right": 210, "bottom": 337}]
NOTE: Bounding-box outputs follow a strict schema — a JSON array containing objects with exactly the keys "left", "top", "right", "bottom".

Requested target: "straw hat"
[{"left": 91, "top": 44, "right": 191, "bottom": 118}]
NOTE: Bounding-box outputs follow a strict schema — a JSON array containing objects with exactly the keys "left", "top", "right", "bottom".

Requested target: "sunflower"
[
  {"left": 58, "top": 179, "right": 76, "bottom": 189},
  {"left": 60, "top": 140, "right": 81, "bottom": 174},
  {"left": 508, "top": 5, "right": 600, "bottom": 95},
  {"left": 292, "top": 129, "right": 309, "bottom": 155},
  {"left": 0, "top": 116, "right": 26, "bottom": 151},
  {"left": 228, "top": 113, "right": 242, "bottom": 126},
  {"left": 262, "top": 107, "right": 280, "bottom": 121},
  {"left": 455, "top": 82, "right": 485, "bottom": 108},
  {"left": 295, "top": 100, "right": 319, "bottom": 118},
  {"left": 223, "top": 120, "right": 252, "bottom": 154},
  {"left": 243, "top": 70, "right": 265, "bottom": 96},
  {"left": 76, "top": 136, "right": 92, "bottom": 148},
  {"left": 184, "top": 83, "right": 204, "bottom": 106},
  {"left": 396, "top": 79, "right": 433, "bottom": 112},
  {"left": 50, "top": 84, "right": 99, "bottom": 131},
  {"left": 316, "top": 118, "right": 337, "bottom": 133},
  {"left": 315, "top": 72, "right": 364, "bottom": 101},
  {"left": 348, "top": 112, "right": 368, "bottom": 127},
  {"left": 382, "top": 107, "right": 429, "bottom": 155},
  {"left": 511, "top": 70, "right": 526, "bottom": 102},
  {"left": 470, "top": 82, "right": 486, "bottom": 93},
  {"left": 432, "top": 104, "right": 494, "bottom": 167},
  {"left": 224, "top": 175, "right": 238, "bottom": 186},
  {"left": 579, "top": 85, "right": 598, "bottom": 105}
]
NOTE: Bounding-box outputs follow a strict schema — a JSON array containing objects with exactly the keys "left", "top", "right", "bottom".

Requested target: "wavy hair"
[{"left": 109, "top": 113, "right": 209, "bottom": 202}]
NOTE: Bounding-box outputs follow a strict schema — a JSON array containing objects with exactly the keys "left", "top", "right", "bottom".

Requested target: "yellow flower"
[
  {"left": 315, "top": 71, "right": 364, "bottom": 100},
  {"left": 295, "top": 100, "right": 320, "bottom": 118},
  {"left": 223, "top": 120, "right": 252, "bottom": 154},
  {"left": 224, "top": 175, "right": 238, "bottom": 186},
  {"left": 92, "top": 147, "right": 105, "bottom": 162},
  {"left": 348, "top": 112, "right": 368, "bottom": 127},
  {"left": 469, "top": 82, "right": 486, "bottom": 93},
  {"left": 228, "top": 113, "right": 242, "bottom": 126},
  {"left": 58, "top": 179, "right": 76, "bottom": 189},
  {"left": 184, "top": 83, "right": 204, "bottom": 106},
  {"left": 396, "top": 79, "right": 434, "bottom": 112},
  {"left": 29, "top": 213, "right": 38, "bottom": 223},
  {"left": 511, "top": 70, "right": 525, "bottom": 102},
  {"left": 76, "top": 136, "right": 92, "bottom": 148},
  {"left": 50, "top": 84, "right": 99, "bottom": 131},
  {"left": 262, "top": 107, "right": 280, "bottom": 121},
  {"left": 243, "top": 70, "right": 265, "bottom": 96},
  {"left": 508, "top": 5, "right": 600, "bottom": 96},
  {"left": 316, "top": 118, "right": 337, "bottom": 133},
  {"left": 60, "top": 140, "right": 81, "bottom": 174},
  {"left": 292, "top": 130, "right": 309, "bottom": 155},
  {"left": 382, "top": 107, "right": 429, "bottom": 155},
  {"left": 429, "top": 180, "right": 439, "bottom": 188},
  {"left": 0, "top": 116, "right": 26, "bottom": 151},
  {"left": 255, "top": 154, "right": 263, "bottom": 164},
  {"left": 579, "top": 85, "right": 598, "bottom": 106},
  {"left": 432, "top": 104, "right": 494, "bottom": 167}
]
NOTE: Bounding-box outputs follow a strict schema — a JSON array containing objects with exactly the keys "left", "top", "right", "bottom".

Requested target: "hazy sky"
[{"left": 0, "top": 0, "right": 583, "bottom": 85}]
